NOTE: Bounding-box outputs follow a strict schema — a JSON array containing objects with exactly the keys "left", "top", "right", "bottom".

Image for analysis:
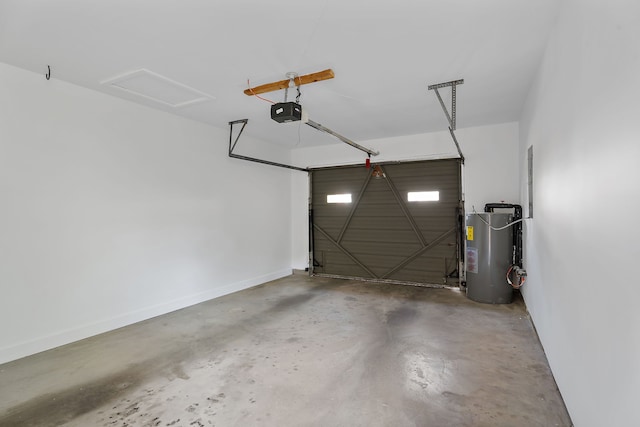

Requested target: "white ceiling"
[{"left": 0, "top": 0, "right": 559, "bottom": 149}]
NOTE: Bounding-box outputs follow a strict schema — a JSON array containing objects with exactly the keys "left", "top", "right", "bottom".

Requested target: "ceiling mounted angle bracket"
[
  {"left": 428, "top": 79, "right": 463, "bottom": 131},
  {"left": 428, "top": 79, "right": 465, "bottom": 162}
]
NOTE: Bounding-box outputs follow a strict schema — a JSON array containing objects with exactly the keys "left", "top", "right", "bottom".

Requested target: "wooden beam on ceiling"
[{"left": 244, "top": 69, "right": 335, "bottom": 96}]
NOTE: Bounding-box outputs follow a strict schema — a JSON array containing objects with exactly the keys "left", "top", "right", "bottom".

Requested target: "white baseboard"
[{"left": 0, "top": 269, "right": 291, "bottom": 365}]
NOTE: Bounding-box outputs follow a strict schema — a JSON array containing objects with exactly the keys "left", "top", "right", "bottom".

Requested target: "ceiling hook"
[{"left": 45, "top": 65, "right": 51, "bottom": 80}]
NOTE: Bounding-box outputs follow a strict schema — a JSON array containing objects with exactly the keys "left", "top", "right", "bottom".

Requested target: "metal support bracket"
[
  {"left": 228, "top": 119, "right": 308, "bottom": 172},
  {"left": 429, "top": 79, "right": 465, "bottom": 162},
  {"left": 448, "top": 126, "right": 465, "bottom": 162},
  {"left": 229, "top": 117, "right": 378, "bottom": 170},
  {"left": 428, "top": 79, "right": 463, "bottom": 130}
]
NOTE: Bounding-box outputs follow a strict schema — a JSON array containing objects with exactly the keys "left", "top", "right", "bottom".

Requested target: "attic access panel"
[{"left": 310, "top": 159, "right": 462, "bottom": 286}]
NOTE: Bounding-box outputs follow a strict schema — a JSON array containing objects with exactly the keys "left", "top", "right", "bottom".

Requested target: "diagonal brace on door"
[
  {"left": 337, "top": 169, "right": 374, "bottom": 243},
  {"left": 313, "top": 223, "right": 378, "bottom": 278},
  {"left": 428, "top": 79, "right": 465, "bottom": 162},
  {"left": 382, "top": 166, "right": 428, "bottom": 247},
  {"left": 381, "top": 227, "right": 456, "bottom": 279}
]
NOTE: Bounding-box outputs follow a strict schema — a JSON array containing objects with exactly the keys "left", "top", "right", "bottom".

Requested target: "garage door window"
[
  {"left": 327, "top": 194, "right": 352, "bottom": 204},
  {"left": 408, "top": 191, "right": 440, "bottom": 202}
]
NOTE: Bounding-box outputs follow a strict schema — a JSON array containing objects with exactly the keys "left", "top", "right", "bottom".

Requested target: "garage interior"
[{"left": 1, "top": 1, "right": 638, "bottom": 426}]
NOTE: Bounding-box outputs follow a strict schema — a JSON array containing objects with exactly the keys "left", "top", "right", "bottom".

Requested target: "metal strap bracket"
[{"left": 228, "top": 119, "right": 308, "bottom": 172}]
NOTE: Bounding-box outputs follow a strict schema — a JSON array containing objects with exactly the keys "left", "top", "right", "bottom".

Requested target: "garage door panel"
[
  {"left": 415, "top": 215, "right": 455, "bottom": 225},
  {"left": 311, "top": 217, "right": 349, "bottom": 229},
  {"left": 388, "top": 255, "right": 456, "bottom": 276},
  {"left": 411, "top": 214, "right": 456, "bottom": 224},
  {"left": 349, "top": 207, "right": 409, "bottom": 217},
  {"left": 385, "top": 162, "right": 457, "bottom": 176},
  {"left": 414, "top": 245, "right": 457, "bottom": 258},
  {"left": 341, "top": 231, "right": 422, "bottom": 244},
  {"left": 315, "top": 228, "right": 342, "bottom": 241},
  {"left": 410, "top": 203, "right": 457, "bottom": 213},
  {"left": 347, "top": 209, "right": 413, "bottom": 218},
  {"left": 388, "top": 270, "right": 449, "bottom": 284},
  {"left": 320, "top": 260, "right": 370, "bottom": 277},
  {"left": 315, "top": 225, "right": 425, "bottom": 243},
  {"left": 345, "top": 217, "right": 421, "bottom": 231},
  {"left": 354, "top": 253, "right": 416, "bottom": 266},
  {"left": 311, "top": 159, "right": 461, "bottom": 285},
  {"left": 412, "top": 221, "right": 457, "bottom": 233},
  {"left": 341, "top": 244, "right": 424, "bottom": 259},
  {"left": 313, "top": 204, "right": 354, "bottom": 215},
  {"left": 315, "top": 221, "right": 439, "bottom": 237},
  {"left": 342, "top": 241, "right": 422, "bottom": 257},
  {"left": 357, "top": 198, "right": 413, "bottom": 207},
  {"left": 392, "top": 176, "right": 458, "bottom": 194}
]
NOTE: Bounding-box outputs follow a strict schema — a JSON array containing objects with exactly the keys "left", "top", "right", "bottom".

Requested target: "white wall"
[
  {"left": 0, "top": 62, "right": 293, "bottom": 364},
  {"left": 518, "top": 1, "right": 640, "bottom": 425},
  {"left": 291, "top": 122, "right": 520, "bottom": 269}
]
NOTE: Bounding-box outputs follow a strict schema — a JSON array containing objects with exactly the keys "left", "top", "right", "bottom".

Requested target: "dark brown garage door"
[{"left": 310, "top": 159, "right": 462, "bottom": 286}]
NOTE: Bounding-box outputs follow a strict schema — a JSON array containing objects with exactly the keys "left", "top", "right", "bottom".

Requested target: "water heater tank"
[{"left": 465, "top": 213, "right": 514, "bottom": 304}]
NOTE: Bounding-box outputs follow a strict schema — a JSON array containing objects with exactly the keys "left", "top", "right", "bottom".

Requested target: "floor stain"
[
  {"left": 385, "top": 305, "right": 418, "bottom": 326},
  {"left": 265, "top": 293, "right": 316, "bottom": 313},
  {"left": 0, "top": 365, "right": 145, "bottom": 427},
  {"left": 169, "top": 364, "right": 190, "bottom": 381}
]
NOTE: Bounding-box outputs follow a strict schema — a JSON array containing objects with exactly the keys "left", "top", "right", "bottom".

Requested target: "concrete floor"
[{"left": 0, "top": 275, "right": 572, "bottom": 427}]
